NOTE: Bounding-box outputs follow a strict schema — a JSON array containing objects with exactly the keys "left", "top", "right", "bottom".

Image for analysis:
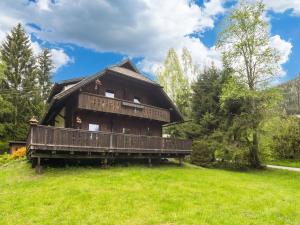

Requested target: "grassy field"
[
  {"left": 0, "top": 160, "right": 299, "bottom": 225},
  {"left": 268, "top": 160, "right": 300, "bottom": 168}
]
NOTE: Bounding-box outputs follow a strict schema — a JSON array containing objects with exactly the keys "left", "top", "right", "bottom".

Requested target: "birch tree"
[
  {"left": 157, "top": 48, "right": 191, "bottom": 118},
  {"left": 217, "top": 1, "right": 280, "bottom": 168}
]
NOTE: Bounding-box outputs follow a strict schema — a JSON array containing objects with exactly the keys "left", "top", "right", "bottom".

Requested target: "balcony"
[
  {"left": 27, "top": 125, "right": 192, "bottom": 159},
  {"left": 78, "top": 92, "right": 171, "bottom": 122}
]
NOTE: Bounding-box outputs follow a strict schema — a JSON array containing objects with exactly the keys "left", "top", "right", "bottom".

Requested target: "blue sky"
[{"left": 0, "top": 0, "right": 299, "bottom": 83}]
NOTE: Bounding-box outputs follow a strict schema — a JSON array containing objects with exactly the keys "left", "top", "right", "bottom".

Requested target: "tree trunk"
[{"left": 249, "top": 93, "right": 261, "bottom": 168}]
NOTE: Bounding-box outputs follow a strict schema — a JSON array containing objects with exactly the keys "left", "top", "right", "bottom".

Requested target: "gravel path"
[{"left": 267, "top": 165, "right": 300, "bottom": 172}]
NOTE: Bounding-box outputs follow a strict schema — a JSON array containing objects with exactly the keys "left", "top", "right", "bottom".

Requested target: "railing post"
[
  {"left": 29, "top": 116, "right": 38, "bottom": 145},
  {"left": 109, "top": 133, "right": 113, "bottom": 150}
]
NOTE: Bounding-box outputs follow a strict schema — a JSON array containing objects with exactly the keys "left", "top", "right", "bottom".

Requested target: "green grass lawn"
[
  {"left": 268, "top": 160, "right": 300, "bottom": 168},
  {"left": 0, "top": 160, "right": 299, "bottom": 225}
]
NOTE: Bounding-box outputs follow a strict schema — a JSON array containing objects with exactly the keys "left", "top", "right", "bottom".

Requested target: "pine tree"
[
  {"left": 191, "top": 65, "right": 229, "bottom": 135},
  {"left": 0, "top": 55, "right": 14, "bottom": 150},
  {"left": 37, "top": 48, "right": 53, "bottom": 102},
  {"left": 1, "top": 23, "right": 38, "bottom": 139}
]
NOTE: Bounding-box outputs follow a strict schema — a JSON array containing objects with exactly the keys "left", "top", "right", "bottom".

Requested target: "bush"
[
  {"left": 271, "top": 116, "right": 300, "bottom": 160},
  {"left": 12, "top": 146, "right": 26, "bottom": 159},
  {"left": 190, "top": 140, "right": 216, "bottom": 167},
  {"left": 0, "top": 146, "right": 26, "bottom": 165},
  {"left": 0, "top": 141, "right": 9, "bottom": 154},
  {"left": 215, "top": 145, "right": 250, "bottom": 169}
]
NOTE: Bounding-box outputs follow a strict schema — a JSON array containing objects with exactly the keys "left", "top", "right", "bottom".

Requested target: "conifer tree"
[
  {"left": 37, "top": 48, "right": 53, "bottom": 102},
  {"left": 1, "top": 23, "right": 39, "bottom": 139}
]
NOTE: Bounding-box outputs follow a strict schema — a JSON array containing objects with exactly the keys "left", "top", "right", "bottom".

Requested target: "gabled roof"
[
  {"left": 108, "top": 66, "right": 158, "bottom": 86},
  {"left": 42, "top": 59, "right": 184, "bottom": 124},
  {"left": 52, "top": 59, "right": 159, "bottom": 102},
  {"left": 47, "top": 76, "right": 85, "bottom": 103}
]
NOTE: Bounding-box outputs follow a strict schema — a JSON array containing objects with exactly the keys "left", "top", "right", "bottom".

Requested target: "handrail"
[
  {"left": 78, "top": 92, "right": 171, "bottom": 122},
  {"left": 27, "top": 125, "right": 192, "bottom": 151},
  {"left": 81, "top": 92, "right": 167, "bottom": 112}
]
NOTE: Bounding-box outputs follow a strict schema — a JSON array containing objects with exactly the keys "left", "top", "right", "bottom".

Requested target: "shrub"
[
  {"left": 12, "top": 146, "right": 26, "bottom": 159},
  {"left": 190, "top": 140, "right": 216, "bottom": 167},
  {"left": 0, "top": 153, "right": 12, "bottom": 165},
  {"left": 271, "top": 116, "right": 300, "bottom": 160},
  {"left": 0, "top": 146, "right": 26, "bottom": 165},
  {"left": 0, "top": 141, "right": 9, "bottom": 154},
  {"left": 215, "top": 145, "right": 250, "bottom": 169}
]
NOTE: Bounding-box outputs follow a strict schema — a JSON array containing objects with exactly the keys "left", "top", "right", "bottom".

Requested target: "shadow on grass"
[{"left": 30, "top": 158, "right": 185, "bottom": 174}]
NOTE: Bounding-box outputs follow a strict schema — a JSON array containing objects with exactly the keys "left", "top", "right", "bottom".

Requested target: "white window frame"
[
  {"left": 89, "top": 123, "right": 100, "bottom": 132},
  {"left": 105, "top": 90, "right": 115, "bottom": 98}
]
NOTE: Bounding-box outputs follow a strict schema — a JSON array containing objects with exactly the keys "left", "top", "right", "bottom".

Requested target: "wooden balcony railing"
[
  {"left": 27, "top": 125, "right": 192, "bottom": 155},
  {"left": 78, "top": 92, "right": 171, "bottom": 122}
]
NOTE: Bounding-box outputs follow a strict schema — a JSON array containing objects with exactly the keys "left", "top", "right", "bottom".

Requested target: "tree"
[
  {"left": 181, "top": 47, "right": 199, "bottom": 84},
  {"left": 217, "top": 1, "right": 280, "bottom": 167},
  {"left": 0, "top": 23, "right": 48, "bottom": 140},
  {"left": 0, "top": 56, "right": 14, "bottom": 151},
  {"left": 192, "top": 65, "right": 228, "bottom": 136},
  {"left": 37, "top": 48, "right": 53, "bottom": 102},
  {"left": 157, "top": 48, "right": 192, "bottom": 118}
]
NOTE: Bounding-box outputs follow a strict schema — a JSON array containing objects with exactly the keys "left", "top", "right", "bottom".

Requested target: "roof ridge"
[
  {"left": 58, "top": 76, "right": 86, "bottom": 85},
  {"left": 110, "top": 65, "right": 156, "bottom": 82}
]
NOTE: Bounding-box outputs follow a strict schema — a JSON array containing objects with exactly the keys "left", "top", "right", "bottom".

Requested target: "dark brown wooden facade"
[{"left": 26, "top": 60, "right": 192, "bottom": 168}]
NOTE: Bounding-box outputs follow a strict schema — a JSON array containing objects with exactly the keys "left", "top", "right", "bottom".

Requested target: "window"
[
  {"left": 105, "top": 91, "right": 114, "bottom": 98},
  {"left": 89, "top": 124, "right": 99, "bottom": 132},
  {"left": 133, "top": 97, "right": 141, "bottom": 104}
]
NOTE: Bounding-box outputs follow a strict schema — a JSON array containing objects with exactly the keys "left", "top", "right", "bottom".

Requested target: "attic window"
[
  {"left": 105, "top": 91, "right": 114, "bottom": 98},
  {"left": 133, "top": 97, "right": 141, "bottom": 104}
]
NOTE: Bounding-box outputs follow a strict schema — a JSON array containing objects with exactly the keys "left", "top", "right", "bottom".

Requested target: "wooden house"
[{"left": 26, "top": 60, "right": 192, "bottom": 169}]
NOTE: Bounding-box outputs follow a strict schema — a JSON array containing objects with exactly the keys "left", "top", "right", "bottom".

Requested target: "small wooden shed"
[{"left": 9, "top": 141, "right": 26, "bottom": 154}]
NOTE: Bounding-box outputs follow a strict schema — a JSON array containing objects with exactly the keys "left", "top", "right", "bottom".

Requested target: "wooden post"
[
  {"left": 102, "top": 158, "right": 108, "bottom": 168},
  {"left": 148, "top": 158, "right": 152, "bottom": 167},
  {"left": 179, "top": 157, "right": 183, "bottom": 166},
  {"left": 29, "top": 116, "right": 38, "bottom": 145},
  {"left": 35, "top": 157, "right": 43, "bottom": 174},
  {"left": 109, "top": 133, "right": 113, "bottom": 150}
]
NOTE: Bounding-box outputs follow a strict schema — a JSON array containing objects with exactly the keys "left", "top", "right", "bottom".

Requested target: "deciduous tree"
[
  {"left": 157, "top": 48, "right": 192, "bottom": 118},
  {"left": 217, "top": 1, "right": 280, "bottom": 167}
]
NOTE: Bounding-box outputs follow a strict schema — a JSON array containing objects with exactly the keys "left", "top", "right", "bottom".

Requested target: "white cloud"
[
  {"left": 31, "top": 40, "right": 72, "bottom": 72},
  {"left": 270, "top": 35, "right": 292, "bottom": 64},
  {"left": 36, "top": 0, "right": 51, "bottom": 11},
  {"left": 263, "top": 0, "right": 300, "bottom": 15},
  {"left": 50, "top": 48, "right": 73, "bottom": 72},
  {"left": 0, "top": 0, "right": 295, "bottom": 81},
  {"left": 270, "top": 35, "right": 293, "bottom": 76},
  {"left": 0, "top": 0, "right": 227, "bottom": 79}
]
